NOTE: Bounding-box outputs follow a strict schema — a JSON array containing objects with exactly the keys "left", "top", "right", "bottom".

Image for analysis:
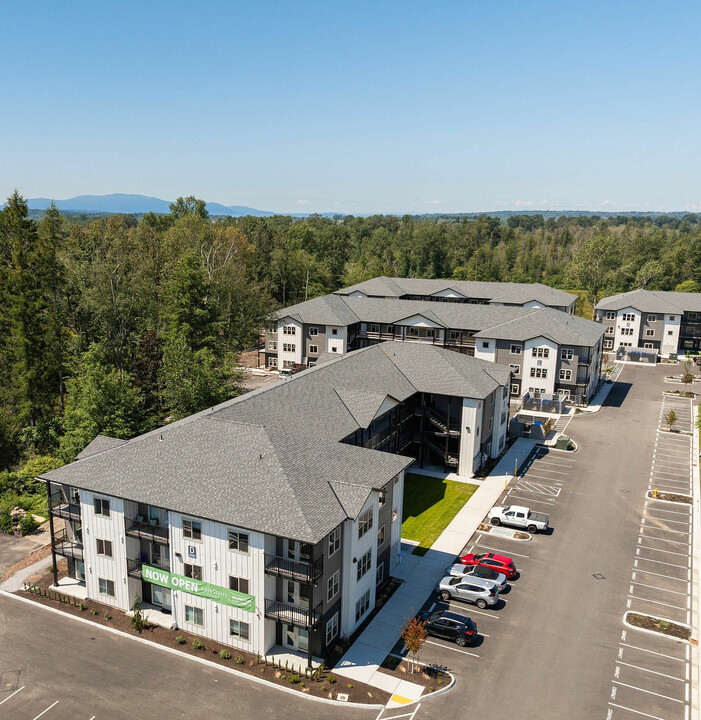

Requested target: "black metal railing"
[
  {"left": 125, "top": 518, "right": 170, "bottom": 544},
  {"left": 426, "top": 408, "right": 460, "bottom": 436},
  {"left": 128, "top": 555, "right": 170, "bottom": 580},
  {"left": 264, "top": 553, "right": 323, "bottom": 583},
  {"left": 264, "top": 599, "right": 322, "bottom": 628},
  {"left": 49, "top": 494, "right": 81, "bottom": 521},
  {"left": 424, "top": 437, "right": 459, "bottom": 467},
  {"left": 52, "top": 527, "right": 83, "bottom": 561}
]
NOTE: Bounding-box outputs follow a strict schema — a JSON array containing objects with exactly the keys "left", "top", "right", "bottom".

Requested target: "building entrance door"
[{"left": 284, "top": 624, "right": 309, "bottom": 653}]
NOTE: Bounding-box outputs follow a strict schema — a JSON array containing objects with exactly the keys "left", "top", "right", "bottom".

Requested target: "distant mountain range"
[{"left": 19, "top": 194, "right": 277, "bottom": 217}]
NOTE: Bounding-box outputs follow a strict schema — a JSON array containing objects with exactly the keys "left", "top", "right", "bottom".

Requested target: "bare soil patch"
[
  {"left": 647, "top": 490, "right": 692, "bottom": 504},
  {"left": 626, "top": 612, "right": 691, "bottom": 641},
  {"left": 379, "top": 654, "right": 450, "bottom": 693}
]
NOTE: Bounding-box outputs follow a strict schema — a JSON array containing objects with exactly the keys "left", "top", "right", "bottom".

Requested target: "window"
[
  {"left": 510, "top": 344, "right": 522, "bottom": 355},
  {"left": 184, "top": 564, "right": 202, "bottom": 580},
  {"left": 267, "top": 325, "right": 277, "bottom": 333},
  {"left": 331, "top": 347, "right": 337, "bottom": 353},
  {"left": 449, "top": 330, "right": 460, "bottom": 340},
  {"left": 509, "top": 364, "right": 520, "bottom": 374},
  {"left": 648, "top": 315, "right": 657, "bottom": 322},
  {"left": 309, "top": 345, "right": 318, "bottom": 354},
  {"left": 688, "top": 313, "right": 697, "bottom": 321},
  {"left": 355, "top": 589, "right": 370, "bottom": 622},
  {"left": 183, "top": 519, "right": 202, "bottom": 540},
  {"left": 643, "top": 342, "right": 654, "bottom": 349},
  {"left": 328, "top": 528, "right": 341, "bottom": 557},
  {"left": 376, "top": 562, "right": 385, "bottom": 586},
  {"left": 481, "top": 341, "right": 489, "bottom": 349},
  {"left": 358, "top": 508, "right": 373, "bottom": 538},
  {"left": 559, "top": 369, "right": 572, "bottom": 381},
  {"left": 604, "top": 339, "right": 613, "bottom": 349},
  {"left": 356, "top": 550, "right": 372, "bottom": 581},
  {"left": 309, "top": 327, "right": 318, "bottom": 336},
  {"left": 669, "top": 316, "right": 676, "bottom": 321},
  {"left": 426, "top": 328, "right": 434, "bottom": 338},
  {"left": 230, "top": 618, "right": 249, "bottom": 640},
  {"left": 229, "top": 576, "right": 249, "bottom": 594},
  {"left": 605, "top": 311, "right": 616, "bottom": 319},
  {"left": 621, "top": 328, "right": 634, "bottom": 336},
  {"left": 532, "top": 347, "right": 550, "bottom": 358},
  {"left": 392, "top": 508, "right": 398, "bottom": 522},
  {"left": 185, "top": 605, "right": 204, "bottom": 625},
  {"left": 268, "top": 340, "right": 277, "bottom": 350},
  {"left": 283, "top": 343, "right": 296, "bottom": 352},
  {"left": 327, "top": 570, "right": 340, "bottom": 601},
  {"left": 283, "top": 325, "right": 296, "bottom": 335},
  {"left": 622, "top": 313, "right": 635, "bottom": 322},
  {"left": 645, "top": 328, "right": 655, "bottom": 337},
  {"left": 96, "top": 538, "right": 112, "bottom": 557},
  {"left": 560, "top": 348, "right": 574, "bottom": 361},
  {"left": 530, "top": 368, "right": 547, "bottom": 378},
  {"left": 98, "top": 578, "right": 114, "bottom": 597},
  {"left": 511, "top": 384, "right": 520, "bottom": 395},
  {"left": 386, "top": 325, "right": 394, "bottom": 334},
  {"left": 378, "top": 490, "right": 386, "bottom": 507},
  {"left": 94, "top": 497, "right": 110, "bottom": 517},
  {"left": 269, "top": 357, "right": 278, "bottom": 367},
  {"left": 528, "top": 387, "right": 546, "bottom": 396},
  {"left": 326, "top": 612, "right": 339, "bottom": 645},
  {"left": 407, "top": 327, "right": 419, "bottom": 336},
  {"left": 377, "top": 524, "right": 385, "bottom": 548},
  {"left": 369, "top": 324, "right": 379, "bottom": 333},
  {"left": 331, "top": 328, "right": 338, "bottom": 335},
  {"left": 606, "top": 326, "right": 614, "bottom": 334},
  {"left": 228, "top": 530, "right": 249, "bottom": 553},
  {"left": 668, "top": 330, "right": 673, "bottom": 335}
]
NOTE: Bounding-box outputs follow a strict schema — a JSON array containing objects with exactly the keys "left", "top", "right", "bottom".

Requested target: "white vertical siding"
[
  {"left": 662, "top": 314, "right": 681, "bottom": 356},
  {"left": 474, "top": 338, "right": 496, "bottom": 362},
  {"left": 326, "top": 326, "right": 346, "bottom": 354},
  {"left": 80, "top": 490, "right": 130, "bottom": 611},
  {"left": 278, "top": 318, "right": 303, "bottom": 366},
  {"left": 522, "top": 337, "right": 558, "bottom": 395},
  {"left": 458, "top": 399, "right": 480, "bottom": 477},
  {"left": 389, "top": 471, "right": 404, "bottom": 572}
]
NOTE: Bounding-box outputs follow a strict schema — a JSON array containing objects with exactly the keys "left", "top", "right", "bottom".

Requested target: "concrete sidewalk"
[{"left": 334, "top": 438, "right": 538, "bottom": 706}]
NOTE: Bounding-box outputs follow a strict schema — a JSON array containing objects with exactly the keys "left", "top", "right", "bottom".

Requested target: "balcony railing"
[
  {"left": 127, "top": 555, "right": 170, "bottom": 579},
  {"left": 49, "top": 495, "right": 81, "bottom": 521},
  {"left": 264, "top": 553, "right": 323, "bottom": 583},
  {"left": 52, "top": 527, "right": 83, "bottom": 561},
  {"left": 125, "top": 518, "right": 170, "bottom": 545},
  {"left": 264, "top": 599, "right": 322, "bottom": 629}
]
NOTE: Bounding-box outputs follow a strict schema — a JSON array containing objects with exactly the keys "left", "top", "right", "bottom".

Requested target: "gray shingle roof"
[
  {"left": 75, "top": 435, "right": 127, "bottom": 460},
  {"left": 473, "top": 307, "right": 606, "bottom": 346},
  {"left": 274, "top": 293, "right": 360, "bottom": 326},
  {"left": 595, "top": 289, "right": 701, "bottom": 314},
  {"left": 335, "top": 276, "right": 577, "bottom": 307},
  {"left": 42, "top": 342, "right": 508, "bottom": 544}
]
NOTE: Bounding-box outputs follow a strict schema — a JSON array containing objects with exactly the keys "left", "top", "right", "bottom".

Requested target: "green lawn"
[{"left": 401, "top": 473, "right": 478, "bottom": 556}]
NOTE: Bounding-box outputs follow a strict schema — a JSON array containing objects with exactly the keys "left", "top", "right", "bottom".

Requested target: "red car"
[{"left": 460, "top": 552, "right": 517, "bottom": 579}]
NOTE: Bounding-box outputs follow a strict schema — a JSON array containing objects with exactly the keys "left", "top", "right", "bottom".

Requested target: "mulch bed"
[
  {"left": 627, "top": 612, "right": 691, "bottom": 641},
  {"left": 647, "top": 491, "right": 692, "bottom": 504},
  {"left": 17, "top": 582, "right": 389, "bottom": 705},
  {"left": 379, "top": 655, "right": 449, "bottom": 692}
]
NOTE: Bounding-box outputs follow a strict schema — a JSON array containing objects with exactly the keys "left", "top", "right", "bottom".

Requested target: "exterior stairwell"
[{"left": 424, "top": 437, "right": 459, "bottom": 467}]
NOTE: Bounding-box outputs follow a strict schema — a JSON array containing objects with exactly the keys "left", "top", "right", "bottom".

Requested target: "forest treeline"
[{"left": 1, "top": 191, "right": 700, "bottom": 523}]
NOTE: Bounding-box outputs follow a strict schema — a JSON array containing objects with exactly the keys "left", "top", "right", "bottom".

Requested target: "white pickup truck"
[{"left": 487, "top": 505, "right": 549, "bottom": 533}]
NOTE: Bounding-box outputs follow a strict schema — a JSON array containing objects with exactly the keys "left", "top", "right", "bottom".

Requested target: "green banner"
[{"left": 142, "top": 564, "right": 255, "bottom": 613}]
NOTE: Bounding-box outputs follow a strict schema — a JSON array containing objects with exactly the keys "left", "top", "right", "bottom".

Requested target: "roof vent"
[
  {"left": 259, "top": 453, "right": 263, "bottom": 460},
  {"left": 159, "top": 434, "right": 163, "bottom": 442}
]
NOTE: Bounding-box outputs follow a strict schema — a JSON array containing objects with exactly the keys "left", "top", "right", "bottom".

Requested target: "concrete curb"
[
  {"left": 0, "top": 589, "right": 384, "bottom": 710},
  {"left": 380, "top": 656, "right": 456, "bottom": 706},
  {"left": 622, "top": 611, "right": 692, "bottom": 645},
  {"left": 645, "top": 492, "right": 693, "bottom": 507}
]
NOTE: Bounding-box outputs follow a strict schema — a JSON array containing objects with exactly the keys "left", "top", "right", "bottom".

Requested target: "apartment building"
[
  {"left": 265, "top": 294, "right": 605, "bottom": 403},
  {"left": 335, "top": 276, "right": 577, "bottom": 314},
  {"left": 42, "top": 342, "right": 510, "bottom": 665},
  {"left": 594, "top": 289, "right": 701, "bottom": 357}
]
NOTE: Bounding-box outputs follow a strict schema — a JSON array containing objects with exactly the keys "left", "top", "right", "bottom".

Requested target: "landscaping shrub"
[
  {"left": 328, "top": 675, "right": 337, "bottom": 684},
  {"left": 235, "top": 656, "right": 244, "bottom": 664},
  {"left": 219, "top": 649, "right": 231, "bottom": 659},
  {"left": 192, "top": 638, "right": 204, "bottom": 650},
  {"left": 79, "top": 602, "right": 86, "bottom": 611},
  {"left": 104, "top": 613, "right": 112, "bottom": 620},
  {"left": 175, "top": 635, "right": 185, "bottom": 644},
  {"left": 90, "top": 609, "right": 98, "bottom": 615},
  {"left": 18, "top": 512, "right": 39, "bottom": 535}
]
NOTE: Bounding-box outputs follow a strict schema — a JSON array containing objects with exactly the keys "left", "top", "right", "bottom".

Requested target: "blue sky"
[{"left": 2, "top": 1, "right": 700, "bottom": 213}]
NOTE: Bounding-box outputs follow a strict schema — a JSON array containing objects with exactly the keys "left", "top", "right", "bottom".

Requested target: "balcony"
[
  {"left": 49, "top": 495, "right": 81, "bottom": 521},
  {"left": 125, "top": 517, "right": 170, "bottom": 545},
  {"left": 52, "top": 527, "right": 83, "bottom": 561},
  {"left": 264, "top": 554, "right": 323, "bottom": 583},
  {"left": 264, "top": 599, "right": 322, "bottom": 629},
  {"left": 127, "top": 555, "right": 170, "bottom": 580}
]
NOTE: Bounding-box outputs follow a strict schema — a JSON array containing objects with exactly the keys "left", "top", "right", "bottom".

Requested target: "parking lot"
[{"left": 402, "top": 364, "right": 696, "bottom": 720}]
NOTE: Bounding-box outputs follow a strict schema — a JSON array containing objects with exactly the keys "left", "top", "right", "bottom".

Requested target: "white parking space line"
[
  {"left": 616, "top": 661, "right": 685, "bottom": 682},
  {"left": 449, "top": 605, "right": 500, "bottom": 620},
  {"left": 643, "top": 515, "right": 691, "bottom": 527},
  {"left": 32, "top": 702, "right": 60, "bottom": 720},
  {"left": 645, "top": 506, "right": 692, "bottom": 516},
  {"left": 475, "top": 545, "right": 529, "bottom": 558},
  {"left": 513, "top": 481, "right": 561, "bottom": 496},
  {"left": 424, "top": 639, "right": 479, "bottom": 657},
  {"left": 638, "top": 534, "right": 690, "bottom": 548},
  {"left": 506, "top": 493, "right": 555, "bottom": 506},
  {"left": 0, "top": 686, "right": 25, "bottom": 706},
  {"left": 641, "top": 526, "right": 690, "bottom": 536},
  {"left": 527, "top": 465, "right": 569, "bottom": 474},
  {"left": 634, "top": 568, "right": 689, "bottom": 583},
  {"left": 612, "top": 680, "right": 683, "bottom": 703},
  {"left": 619, "top": 643, "right": 686, "bottom": 662},
  {"left": 518, "top": 472, "right": 565, "bottom": 484},
  {"left": 627, "top": 594, "right": 687, "bottom": 611},
  {"left": 608, "top": 701, "right": 666, "bottom": 719},
  {"left": 631, "top": 581, "right": 688, "bottom": 596},
  {"left": 637, "top": 545, "right": 689, "bottom": 557},
  {"left": 635, "top": 556, "right": 688, "bottom": 569}
]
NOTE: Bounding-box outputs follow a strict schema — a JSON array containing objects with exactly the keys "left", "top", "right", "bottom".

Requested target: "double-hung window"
[
  {"left": 355, "top": 589, "right": 370, "bottom": 622},
  {"left": 509, "top": 364, "right": 520, "bottom": 374},
  {"left": 229, "top": 576, "right": 249, "bottom": 594},
  {"left": 96, "top": 538, "right": 112, "bottom": 557},
  {"left": 183, "top": 519, "right": 202, "bottom": 540},
  {"left": 230, "top": 619, "right": 250, "bottom": 640},
  {"left": 328, "top": 528, "right": 340, "bottom": 557},
  {"left": 98, "top": 578, "right": 115, "bottom": 597},
  {"left": 94, "top": 497, "right": 110, "bottom": 517},
  {"left": 559, "top": 369, "right": 572, "bottom": 381},
  {"left": 327, "top": 570, "right": 340, "bottom": 601},
  {"left": 356, "top": 551, "right": 372, "bottom": 581},
  {"left": 184, "top": 563, "right": 202, "bottom": 580},
  {"left": 560, "top": 348, "right": 573, "bottom": 360},
  {"left": 185, "top": 606, "right": 204, "bottom": 625},
  {"left": 326, "top": 612, "right": 339, "bottom": 645},
  {"left": 358, "top": 508, "right": 373, "bottom": 538},
  {"left": 228, "top": 530, "right": 249, "bottom": 553}
]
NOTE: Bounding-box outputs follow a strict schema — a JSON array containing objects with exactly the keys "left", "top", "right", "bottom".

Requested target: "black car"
[{"left": 419, "top": 609, "right": 478, "bottom": 647}]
